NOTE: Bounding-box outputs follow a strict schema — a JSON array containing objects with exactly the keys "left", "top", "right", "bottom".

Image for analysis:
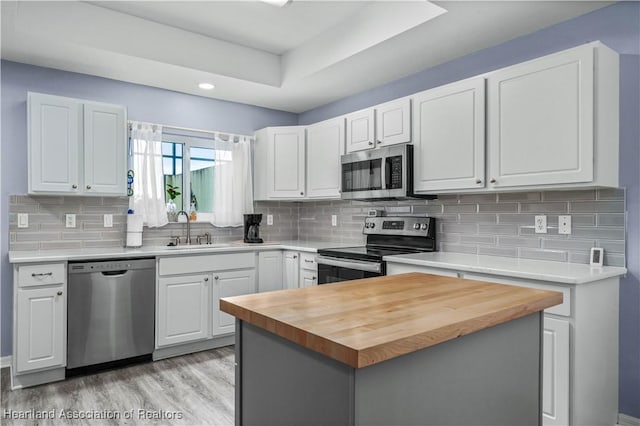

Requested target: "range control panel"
[{"left": 363, "top": 216, "right": 434, "bottom": 237}]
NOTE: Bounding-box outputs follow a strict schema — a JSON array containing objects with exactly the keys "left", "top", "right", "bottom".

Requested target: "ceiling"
[{"left": 1, "top": 1, "right": 614, "bottom": 113}]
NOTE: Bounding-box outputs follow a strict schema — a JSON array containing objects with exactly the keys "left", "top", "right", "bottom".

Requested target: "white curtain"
[
  {"left": 130, "top": 122, "right": 168, "bottom": 228},
  {"left": 212, "top": 136, "right": 254, "bottom": 227}
]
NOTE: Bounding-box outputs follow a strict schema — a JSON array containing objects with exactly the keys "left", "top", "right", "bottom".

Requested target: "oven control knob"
[
  {"left": 369, "top": 223, "right": 375, "bottom": 229},
  {"left": 413, "top": 223, "right": 420, "bottom": 230},
  {"left": 421, "top": 223, "right": 428, "bottom": 230}
]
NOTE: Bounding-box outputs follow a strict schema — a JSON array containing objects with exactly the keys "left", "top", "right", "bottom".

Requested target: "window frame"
[{"left": 161, "top": 133, "right": 217, "bottom": 222}]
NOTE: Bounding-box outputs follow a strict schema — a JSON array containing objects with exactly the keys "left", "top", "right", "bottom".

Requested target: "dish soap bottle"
[{"left": 189, "top": 203, "right": 197, "bottom": 221}]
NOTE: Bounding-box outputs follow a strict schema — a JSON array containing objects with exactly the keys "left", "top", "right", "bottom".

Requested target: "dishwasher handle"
[{"left": 101, "top": 270, "right": 129, "bottom": 277}]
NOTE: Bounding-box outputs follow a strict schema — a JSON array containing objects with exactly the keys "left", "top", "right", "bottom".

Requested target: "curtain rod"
[{"left": 127, "top": 120, "right": 254, "bottom": 141}]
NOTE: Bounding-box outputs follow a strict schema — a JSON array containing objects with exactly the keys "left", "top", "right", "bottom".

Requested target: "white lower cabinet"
[
  {"left": 299, "top": 252, "right": 318, "bottom": 287},
  {"left": 283, "top": 251, "right": 300, "bottom": 289},
  {"left": 157, "top": 274, "right": 211, "bottom": 347},
  {"left": 386, "top": 262, "right": 619, "bottom": 426},
  {"left": 13, "top": 263, "right": 67, "bottom": 378},
  {"left": 213, "top": 269, "right": 257, "bottom": 336},
  {"left": 15, "top": 285, "right": 66, "bottom": 373},
  {"left": 157, "top": 252, "right": 256, "bottom": 346},
  {"left": 258, "top": 251, "right": 284, "bottom": 293},
  {"left": 542, "top": 318, "right": 570, "bottom": 426}
]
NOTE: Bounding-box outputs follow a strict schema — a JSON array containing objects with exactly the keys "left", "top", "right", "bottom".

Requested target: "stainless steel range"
[{"left": 317, "top": 216, "right": 436, "bottom": 284}]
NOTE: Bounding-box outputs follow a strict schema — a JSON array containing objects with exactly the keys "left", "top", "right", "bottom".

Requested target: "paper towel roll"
[
  {"left": 127, "top": 214, "right": 143, "bottom": 232},
  {"left": 126, "top": 232, "right": 142, "bottom": 248}
]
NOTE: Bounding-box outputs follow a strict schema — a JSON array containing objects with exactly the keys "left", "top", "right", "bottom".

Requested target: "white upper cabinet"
[
  {"left": 345, "top": 98, "right": 411, "bottom": 154},
  {"left": 487, "top": 43, "right": 618, "bottom": 189},
  {"left": 413, "top": 78, "right": 485, "bottom": 192},
  {"left": 28, "top": 93, "right": 81, "bottom": 194},
  {"left": 306, "top": 117, "right": 345, "bottom": 198},
  {"left": 28, "top": 92, "right": 127, "bottom": 196},
  {"left": 254, "top": 126, "right": 306, "bottom": 200},
  {"left": 345, "top": 109, "right": 375, "bottom": 153},
  {"left": 375, "top": 98, "right": 411, "bottom": 147},
  {"left": 83, "top": 103, "right": 126, "bottom": 195}
]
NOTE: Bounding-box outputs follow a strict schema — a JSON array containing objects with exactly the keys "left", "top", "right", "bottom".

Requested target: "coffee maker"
[{"left": 243, "top": 214, "right": 263, "bottom": 243}]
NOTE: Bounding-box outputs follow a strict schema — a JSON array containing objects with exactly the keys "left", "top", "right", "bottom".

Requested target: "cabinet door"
[
  {"left": 376, "top": 98, "right": 411, "bottom": 147},
  {"left": 542, "top": 317, "right": 570, "bottom": 426},
  {"left": 487, "top": 45, "right": 594, "bottom": 187},
  {"left": 28, "top": 93, "right": 81, "bottom": 194},
  {"left": 267, "top": 127, "right": 306, "bottom": 198},
  {"left": 345, "top": 109, "right": 375, "bottom": 153},
  {"left": 258, "top": 251, "right": 284, "bottom": 293},
  {"left": 16, "top": 286, "right": 66, "bottom": 372},
  {"left": 283, "top": 251, "right": 300, "bottom": 289},
  {"left": 157, "top": 274, "right": 210, "bottom": 347},
  {"left": 306, "top": 118, "right": 345, "bottom": 198},
  {"left": 83, "top": 103, "right": 127, "bottom": 195},
  {"left": 213, "top": 269, "right": 256, "bottom": 336},
  {"left": 300, "top": 269, "right": 317, "bottom": 288},
  {"left": 413, "top": 78, "right": 485, "bottom": 192}
]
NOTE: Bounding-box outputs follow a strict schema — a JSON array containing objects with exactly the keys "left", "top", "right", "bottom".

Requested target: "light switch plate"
[
  {"left": 65, "top": 214, "right": 76, "bottom": 228},
  {"left": 534, "top": 215, "right": 547, "bottom": 234},
  {"left": 17, "top": 213, "right": 29, "bottom": 228},
  {"left": 104, "top": 214, "right": 113, "bottom": 228},
  {"left": 267, "top": 214, "right": 273, "bottom": 226},
  {"left": 558, "top": 215, "right": 572, "bottom": 235},
  {"left": 331, "top": 215, "right": 338, "bottom": 227}
]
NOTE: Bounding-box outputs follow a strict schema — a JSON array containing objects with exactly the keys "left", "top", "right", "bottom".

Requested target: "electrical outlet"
[
  {"left": 17, "top": 213, "right": 29, "bottom": 228},
  {"left": 558, "top": 215, "right": 572, "bottom": 235},
  {"left": 65, "top": 214, "right": 76, "bottom": 228},
  {"left": 534, "top": 215, "right": 547, "bottom": 234},
  {"left": 331, "top": 215, "right": 338, "bottom": 227},
  {"left": 267, "top": 214, "right": 273, "bottom": 226},
  {"left": 104, "top": 214, "right": 113, "bottom": 228}
]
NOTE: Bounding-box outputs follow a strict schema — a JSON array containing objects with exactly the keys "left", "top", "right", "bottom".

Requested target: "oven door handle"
[{"left": 316, "top": 256, "right": 382, "bottom": 273}]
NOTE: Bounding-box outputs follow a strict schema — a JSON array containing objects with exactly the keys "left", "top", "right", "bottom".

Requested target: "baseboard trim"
[
  {"left": 619, "top": 413, "right": 640, "bottom": 426},
  {"left": 0, "top": 355, "right": 12, "bottom": 369}
]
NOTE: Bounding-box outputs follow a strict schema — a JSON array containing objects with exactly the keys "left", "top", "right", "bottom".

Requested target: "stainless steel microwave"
[{"left": 341, "top": 144, "right": 433, "bottom": 200}]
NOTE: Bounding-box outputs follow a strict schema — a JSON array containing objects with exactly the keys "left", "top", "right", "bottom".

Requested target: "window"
[{"left": 159, "top": 133, "right": 223, "bottom": 221}]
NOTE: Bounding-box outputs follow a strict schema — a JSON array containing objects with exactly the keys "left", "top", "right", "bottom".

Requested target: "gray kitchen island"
[{"left": 221, "top": 272, "right": 562, "bottom": 426}]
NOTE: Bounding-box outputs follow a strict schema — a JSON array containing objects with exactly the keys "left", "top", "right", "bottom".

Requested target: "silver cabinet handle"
[
  {"left": 214, "top": 276, "right": 219, "bottom": 280},
  {"left": 57, "top": 291, "right": 63, "bottom": 296},
  {"left": 304, "top": 259, "right": 314, "bottom": 263},
  {"left": 300, "top": 192, "right": 304, "bottom": 196},
  {"left": 377, "top": 140, "right": 383, "bottom": 144},
  {"left": 293, "top": 255, "right": 298, "bottom": 259},
  {"left": 71, "top": 184, "right": 78, "bottom": 189},
  {"left": 204, "top": 277, "right": 209, "bottom": 282},
  {"left": 476, "top": 179, "right": 482, "bottom": 184},
  {"left": 368, "top": 141, "right": 374, "bottom": 146},
  {"left": 86, "top": 185, "right": 92, "bottom": 189},
  {"left": 490, "top": 178, "right": 497, "bottom": 184},
  {"left": 31, "top": 272, "right": 53, "bottom": 277}
]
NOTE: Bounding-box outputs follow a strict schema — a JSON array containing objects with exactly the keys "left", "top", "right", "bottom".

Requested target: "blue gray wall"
[
  {"left": 299, "top": 2, "right": 640, "bottom": 417},
  {"left": 0, "top": 62, "right": 297, "bottom": 358}
]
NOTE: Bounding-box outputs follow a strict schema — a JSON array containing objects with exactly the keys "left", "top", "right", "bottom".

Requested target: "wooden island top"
[{"left": 220, "top": 272, "right": 562, "bottom": 368}]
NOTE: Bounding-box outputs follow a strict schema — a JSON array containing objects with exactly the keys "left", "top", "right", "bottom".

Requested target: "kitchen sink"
[{"left": 162, "top": 243, "right": 231, "bottom": 250}]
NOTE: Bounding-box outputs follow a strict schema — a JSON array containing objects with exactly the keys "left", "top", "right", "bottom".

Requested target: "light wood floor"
[{"left": 1, "top": 346, "right": 235, "bottom": 426}]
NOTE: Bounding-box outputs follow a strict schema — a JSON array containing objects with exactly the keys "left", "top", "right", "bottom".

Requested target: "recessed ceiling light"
[
  {"left": 198, "top": 83, "right": 215, "bottom": 90},
  {"left": 260, "top": 0, "right": 291, "bottom": 7}
]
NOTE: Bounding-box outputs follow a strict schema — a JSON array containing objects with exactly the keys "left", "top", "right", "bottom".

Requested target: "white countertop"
[
  {"left": 384, "top": 252, "right": 627, "bottom": 285},
  {"left": 8, "top": 240, "right": 353, "bottom": 264}
]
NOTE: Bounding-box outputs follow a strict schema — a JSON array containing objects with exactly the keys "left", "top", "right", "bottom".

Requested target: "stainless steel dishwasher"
[{"left": 67, "top": 258, "right": 155, "bottom": 371}]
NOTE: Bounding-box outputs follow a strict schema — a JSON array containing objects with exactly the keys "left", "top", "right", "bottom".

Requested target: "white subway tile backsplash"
[{"left": 9, "top": 189, "right": 626, "bottom": 267}]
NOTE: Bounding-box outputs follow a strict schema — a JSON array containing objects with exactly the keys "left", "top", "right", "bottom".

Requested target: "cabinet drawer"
[
  {"left": 159, "top": 252, "right": 255, "bottom": 276},
  {"left": 18, "top": 263, "right": 66, "bottom": 288},
  {"left": 300, "top": 253, "right": 317, "bottom": 271}
]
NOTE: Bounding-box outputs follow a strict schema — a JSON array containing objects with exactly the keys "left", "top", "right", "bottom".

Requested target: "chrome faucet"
[{"left": 177, "top": 210, "right": 191, "bottom": 245}]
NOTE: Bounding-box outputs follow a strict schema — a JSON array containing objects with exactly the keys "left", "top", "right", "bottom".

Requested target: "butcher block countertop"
[{"left": 220, "top": 272, "right": 562, "bottom": 368}]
